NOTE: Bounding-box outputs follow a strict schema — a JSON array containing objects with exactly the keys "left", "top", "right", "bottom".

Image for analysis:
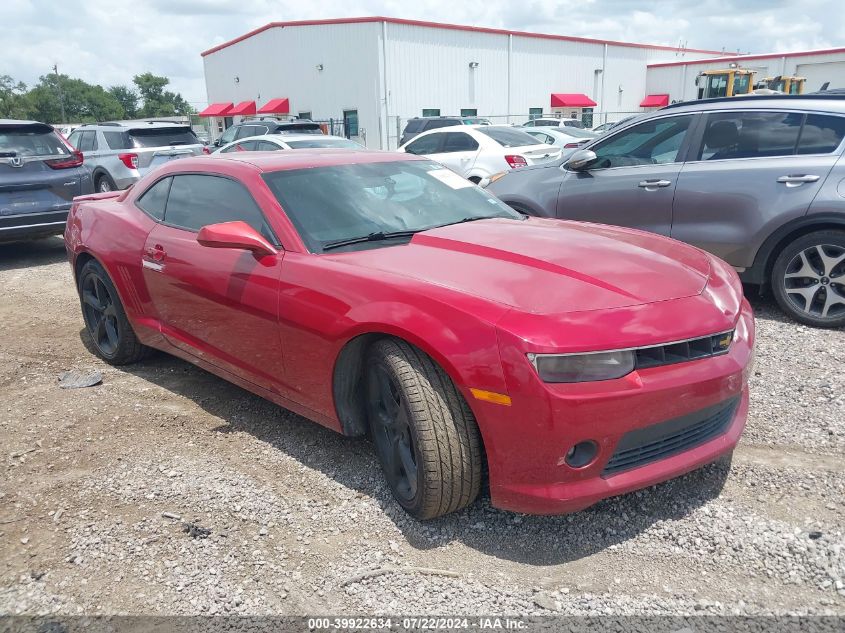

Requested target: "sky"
[{"left": 2, "top": 0, "right": 843, "bottom": 109}]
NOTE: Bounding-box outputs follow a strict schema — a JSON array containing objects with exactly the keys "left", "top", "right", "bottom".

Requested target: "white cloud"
[{"left": 1, "top": 0, "right": 841, "bottom": 108}]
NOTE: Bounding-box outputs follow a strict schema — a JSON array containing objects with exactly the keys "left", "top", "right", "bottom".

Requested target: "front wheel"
[
  {"left": 96, "top": 174, "right": 117, "bottom": 193},
  {"left": 366, "top": 339, "right": 483, "bottom": 520},
  {"left": 771, "top": 230, "right": 845, "bottom": 328}
]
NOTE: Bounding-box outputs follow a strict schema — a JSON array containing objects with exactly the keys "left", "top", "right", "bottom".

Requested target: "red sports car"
[{"left": 65, "top": 151, "right": 755, "bottom": 519}]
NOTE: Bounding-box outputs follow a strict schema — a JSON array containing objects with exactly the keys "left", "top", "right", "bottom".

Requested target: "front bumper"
[{"left": 475, "top": 299, "right": 755, "bottom": 515}]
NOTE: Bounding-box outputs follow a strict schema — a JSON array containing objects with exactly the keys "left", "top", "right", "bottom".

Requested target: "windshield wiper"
[{"left": 322, "top": 230, "right": 420, "bottom": 251}]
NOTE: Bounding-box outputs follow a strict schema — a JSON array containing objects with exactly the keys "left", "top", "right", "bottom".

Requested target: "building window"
[
  {"left": 298, "top": 111, "right": 312, "bottom": 120},
  {"left": 343, "top": 110, "right": 359, "bottom": 138},
  {"left": 460, "top": 108, "right": 477, "bottom": 117},
  {"left": 529, "top": 108, "right": 543, "bottom": 120},
  {"left": 422, "top": 108, "right": 440, "bottom": 117}
]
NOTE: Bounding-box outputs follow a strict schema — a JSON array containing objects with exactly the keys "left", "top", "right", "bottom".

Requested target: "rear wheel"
[
  {"left": 78, "top": 259, "right": 148, "bottom": 364},
  {"left": 366, "top": 339, "right": 482, "bottom": 520},
  {"left": 771, "top": 230, "right": 845, "bottom": 328},
  {"left": 96, "top": 173, "right": 117, "bottom": 193}
]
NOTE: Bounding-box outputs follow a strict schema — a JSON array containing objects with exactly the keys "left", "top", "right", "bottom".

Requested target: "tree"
[
  {"left": 27, "top": 74, "right": 124, "bottom": 123},
  {"left": 0, "top": 75, "right": 31, "bottom": 119},
  {"left": 108, "top": 85, "right": 139, "bottom": 119},
  {"left": 133, "top": 72, "right": 194, "bottom": 117}
]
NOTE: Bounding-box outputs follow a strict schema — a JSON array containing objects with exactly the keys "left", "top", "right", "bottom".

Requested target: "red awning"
[
  {"left": 198, "top": 102, "right": 233, "bottom": 117},
  {"left": 257, "top": 98, "right": 290, "bottom": 114},
  {"left": 550, "top": 93, "right": 597, "bottom": 108},
  {"left": 640, "top": 94, "right": 670, "bottom": 108},
  {"left": 229, "top": 100, "right": 257, "bottom": 116}
]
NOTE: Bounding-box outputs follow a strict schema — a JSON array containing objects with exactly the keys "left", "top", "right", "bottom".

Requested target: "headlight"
[{"left": 528, "top": 351, "right": 635, "bottom": 383}]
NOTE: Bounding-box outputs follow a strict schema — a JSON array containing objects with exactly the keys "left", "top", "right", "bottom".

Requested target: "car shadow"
[
  {"left": 87, "top": 327, "right": 732, "bottom": 566},
  {"left": 0, "top": 236, "right": 67, "bottom": 271}
]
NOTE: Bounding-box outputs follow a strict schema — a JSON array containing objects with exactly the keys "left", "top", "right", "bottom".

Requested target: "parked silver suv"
[
  {"left": 487, "top": 94, "right": 845, "bottom": 328},
  {"left": 67, "top": 121, "right": 205, "bottom": 192}
]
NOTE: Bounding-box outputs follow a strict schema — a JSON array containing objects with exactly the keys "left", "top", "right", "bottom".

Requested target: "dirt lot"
[{"left": 0, "top": 237, "right": 843, "bottom": 617}]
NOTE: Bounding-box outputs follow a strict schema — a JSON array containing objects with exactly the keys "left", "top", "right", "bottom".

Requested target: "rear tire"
[
  {"left": 78, "top": 259, "right": 148, "bottom": 364},
  {"left": 96, "top": 174, "right": 117, "bottom": 193},
  {"left": 770, "top": 230, "right": 845, "bottom": 328},
  {"left": 366, "top": 339, "right": 483, "bottom": 520}
]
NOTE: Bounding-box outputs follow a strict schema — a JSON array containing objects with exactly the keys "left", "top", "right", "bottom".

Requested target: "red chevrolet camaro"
[{"left": 65, "top": 150, "right": 755, "bottom": 520}]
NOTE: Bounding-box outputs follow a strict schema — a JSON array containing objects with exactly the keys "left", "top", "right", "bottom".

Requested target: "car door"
[
  {"left": 426, "top": 131, "right": 480, "bottom": 177},
  {"left": 555, "top": 113, "right": 697, "bottom": 237},
  {"left": 672, "top": 110, "right": 845, "bottom": 268},
  {"left": 139, "top": 173, "right": 285, "bottom": 391}
]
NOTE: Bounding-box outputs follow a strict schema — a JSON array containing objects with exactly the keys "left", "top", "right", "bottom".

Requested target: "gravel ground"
[{"left": 0, "top": 237, "right": 843, "bottom": 617}]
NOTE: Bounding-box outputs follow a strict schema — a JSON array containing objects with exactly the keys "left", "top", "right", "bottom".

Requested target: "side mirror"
[
  {"left": 564, "top": 149, "right": 598, "bottom": 171},
  {"left": 196, "top": 221, "right": 277, "bottom": 256}
]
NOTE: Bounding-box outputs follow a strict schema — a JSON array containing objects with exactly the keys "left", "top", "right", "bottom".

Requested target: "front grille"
[
  {"left": 602, "top": 397, "right": 740, "bottom": 477},
  {"left": 634, "top": 331, "right": 733, "bottom": 371}
]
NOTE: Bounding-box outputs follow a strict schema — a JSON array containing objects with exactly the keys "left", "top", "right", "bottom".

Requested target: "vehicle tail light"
[
  {"left": 564, "top": 142, "right": 581, "bottom": 148},
  {"left": 45, "top": 150, "right": 84, "bottom": 170},
  {"left": 505, "top": 155, "right": 528, "bottom": 169},
  {"left": 118, "top": 153, "right": 139, "bottom": 169},
  {"left": 202, "top": 146, "right": 211, "bottom": 154}
]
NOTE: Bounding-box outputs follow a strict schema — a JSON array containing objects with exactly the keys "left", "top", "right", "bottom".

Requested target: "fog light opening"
[{"left": 564, "top": 441, "right": 599, "bottom": 468}]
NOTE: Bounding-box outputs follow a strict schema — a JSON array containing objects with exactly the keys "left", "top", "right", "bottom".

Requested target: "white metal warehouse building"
[
  {"left": 199, "top": 17, "right": 722, "bottom": 149},
  {"left": 199, "top": 17, "right": 845, "bottom": 150}
]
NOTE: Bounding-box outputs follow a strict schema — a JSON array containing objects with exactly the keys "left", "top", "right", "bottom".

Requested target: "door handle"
[
  {"left": 638, "top": 179, "right": 672, "bottom": 189},
  {"left": 144, "top": 244, "right": 166, "bottom": 261},
  {"left": 777, "top": 174, "right": 820, "bottom": 187}
]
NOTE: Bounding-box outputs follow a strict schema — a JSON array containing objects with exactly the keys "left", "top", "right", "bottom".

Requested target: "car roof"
[
  {"left": 0, "top": 118, "right": 51, "bottom": 127},
  {"left": 180, "top": 149, "right": 421, "bottom": 172},
  {"left": 223, "top": 133, "right": 349, "bottom": 144},
  {"left": 661, "top": 94, "right": 845, "bottom": 114},
  {"left": 81, "top": 121, "right": 192, "bottom": 130}
]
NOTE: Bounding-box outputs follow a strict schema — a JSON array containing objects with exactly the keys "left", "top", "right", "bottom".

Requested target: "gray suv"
[
  {"left": 67, "top": 122, "right": 205, "bottom": 192},
  {"left": 487, "top": 95, "right": 845, "bottom": 328}
]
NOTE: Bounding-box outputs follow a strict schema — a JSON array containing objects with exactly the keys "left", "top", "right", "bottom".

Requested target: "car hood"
[{"left": 335, "top": 218, "right": 711, "bottom": 314}]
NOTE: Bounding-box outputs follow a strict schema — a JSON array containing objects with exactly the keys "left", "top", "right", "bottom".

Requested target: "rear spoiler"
[{"left": 72, "top": 190, "right": 124, "bottom": 203}]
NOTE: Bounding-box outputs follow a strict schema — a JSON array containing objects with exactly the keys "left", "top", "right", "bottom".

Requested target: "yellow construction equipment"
[
  {"left": 696, "top": 69, "right": 756, "bottom": 99},
  {"left": 760, "top": 75, "right": 806, "bottom": 94}
]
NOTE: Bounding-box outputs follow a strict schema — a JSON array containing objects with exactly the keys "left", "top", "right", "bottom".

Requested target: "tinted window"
[
  {"left": 256, "top": 140, "right": 283, "bottom": 151},
  {"left": 218, "top": 126, "right": 237, "bottom": 145},
  {"left": 275, "top": 123, "right": 321, "bottom": 134},
  {"left": 261, "top": 160, "right": 520, "bottom": 253},
  {"left": 797, "top": 114, "right": 845, "bottom": 154},
  {"left": 285, "top": 138, "right": 362, "bottom": 149},
  {"left": 404, "top": 134, "right": 442, "bottom": 155},
  {"left": 235, "top": 125, "right": 262, "bottom": 140},
  {"left": 696, "top": 112, "right": 802, "bottom": 160},
  {"left": 425, "top": 119, "right": 459, "bottom": 130},
  {"left": 562, "top": 120, "right": 585, "bottom": 128},
  {"left": 441, "top": 132, "right": 479, "bottom": 153},
  {"left": 129, "top": 127, "right": 199, "bottom": 148},
  {"left": 477, "top": 127, "right": 539, "bottom": 148},
  {"left": 404, "top": 120, "right": 424, "bottom": 133},
  {"left": 66, "top": 131, "right": 82, "bottom": 149},
  {"left": 1, "top": 125, "right": 69, "bottom": 156},
  {"left": 164, "top": 174, "right": 274, "bottom": 242},
  {"left": 136, "top": 177, "right": 171, "bottom": 220},
  {"left": 534, "top": 120, "right": 559, "bottom": 127},
  {"left": 592, "top": 116, "right": 692, "bottom": 168},
  {"left": 104, "top": 131, "right": 129, "bottom": 150},
  {"left": 78, "top": 131, "right": 97, "bottom": 152}
]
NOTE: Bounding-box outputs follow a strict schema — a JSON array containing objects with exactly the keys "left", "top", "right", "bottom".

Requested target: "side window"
[
  {"left": 523, "top": 120, "right": 535, "bottom": 127},
  {"left": 164, "top": 175, "right": 274, "bottom": 242},
  {"left": 696, "top": 111, "right": 803, "bottom": 160},
  {"left": 256, "top": 140, "right": 281, "bottom": 151},
  {"left": 405, "top": 134, "right": 443, "bottom": 155},
  {"left": 404, "top": 120, "right": 424, "bottom": 134},
  {"left": 220, "top": 144, "right": 239, "bottom": 154},
  {"left": 797, "top": 114, "right": 845, "bottom": 155},
  {"left": 592, "top": 116, "right": 693, "bottom": 168},
  {"left": 136, "top": 177, "right": 172, "bottom": 221},
  {"left": 67, "top": 131, "right": 81, "bottom": 149},
  {"left": 218, "top": 126, "right": 237, "bottom": 145},
  {"left": 235, "top": 125, "right": 259, "bottom": 140},
  {"left": 441, "top": 132, "right": 479, "bottom": 153},
  {"left": 77, "top": 131, "right": 97, "bottom": 152},
  {"left": 103, "top": 131, "right": 128, "bottom": 150},
  {"left": 236, "top": 140, "right": 258, "bottom": 151},
  {"left": 426, "top": 119, "right": 457, "bottom": 130}
]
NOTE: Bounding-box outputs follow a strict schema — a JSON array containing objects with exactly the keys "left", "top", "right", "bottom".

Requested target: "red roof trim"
[
  {"left": 257, "top": 98, "right": 290, "bottom": 114},
  {"left": 229, "top": 100, "right": 257, "bottom": 116},
  {"left": 640, "top": 94, "right": 669, "bottom": 107},
  {"left": 201, "top": 16, "right": 723, "bottom": 57},
  {"left": 648, "top": 47, "right": 845, "bottom": 68},
  {"left": 551, "top": 93, "right": 597, "bottom": 108},
  {"left": 198, "top": 102, "right": 233, "bottom": 117}
]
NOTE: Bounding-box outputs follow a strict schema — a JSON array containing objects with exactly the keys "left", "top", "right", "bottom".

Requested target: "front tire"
[
  {"left": 771, "top": 230, "right": 845, "bottom": 328},
  {"left": 96, "top": 174, "right": 117, "bottom": 193},
  {"left": 78, "top": 259, "right": 148, "bottom": 364},
  {"left": 366, "top": 339, "right": 483, "bottom": 520}
]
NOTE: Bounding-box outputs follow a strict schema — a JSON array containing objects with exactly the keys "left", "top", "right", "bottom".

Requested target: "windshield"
[
  {"left": 285, "top": 138, "right": 362, "bottom": 149},
  {"left": 558, "top": 127, "right": 597, "bottom": 139},
  {"left": 276, "top": 123, "right": 322, "bottom": 134},
  {"left": 477, "top": 127, "right": 542, "bottom": 148},
  {"left": 262, "top": 159, "right": 521, "bottom": 253},
  {"left": 129, "top": 127, "right": 200, "bottom": 148}
]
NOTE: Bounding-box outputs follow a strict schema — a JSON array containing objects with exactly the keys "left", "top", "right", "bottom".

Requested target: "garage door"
[{"left": 797, "top": 61, "right": 845, "bottom": 92}]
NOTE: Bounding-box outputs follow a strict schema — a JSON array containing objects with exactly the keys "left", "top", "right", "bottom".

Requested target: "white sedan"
[
  {"left": 524, "top": 126, "right": 598, "bottom": 149},
  {"left": 214, "top": 133, "right": 364, "bottom": 153},
  {"left": 397, "top": 125, "right": 561, "bottom": 185}
]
